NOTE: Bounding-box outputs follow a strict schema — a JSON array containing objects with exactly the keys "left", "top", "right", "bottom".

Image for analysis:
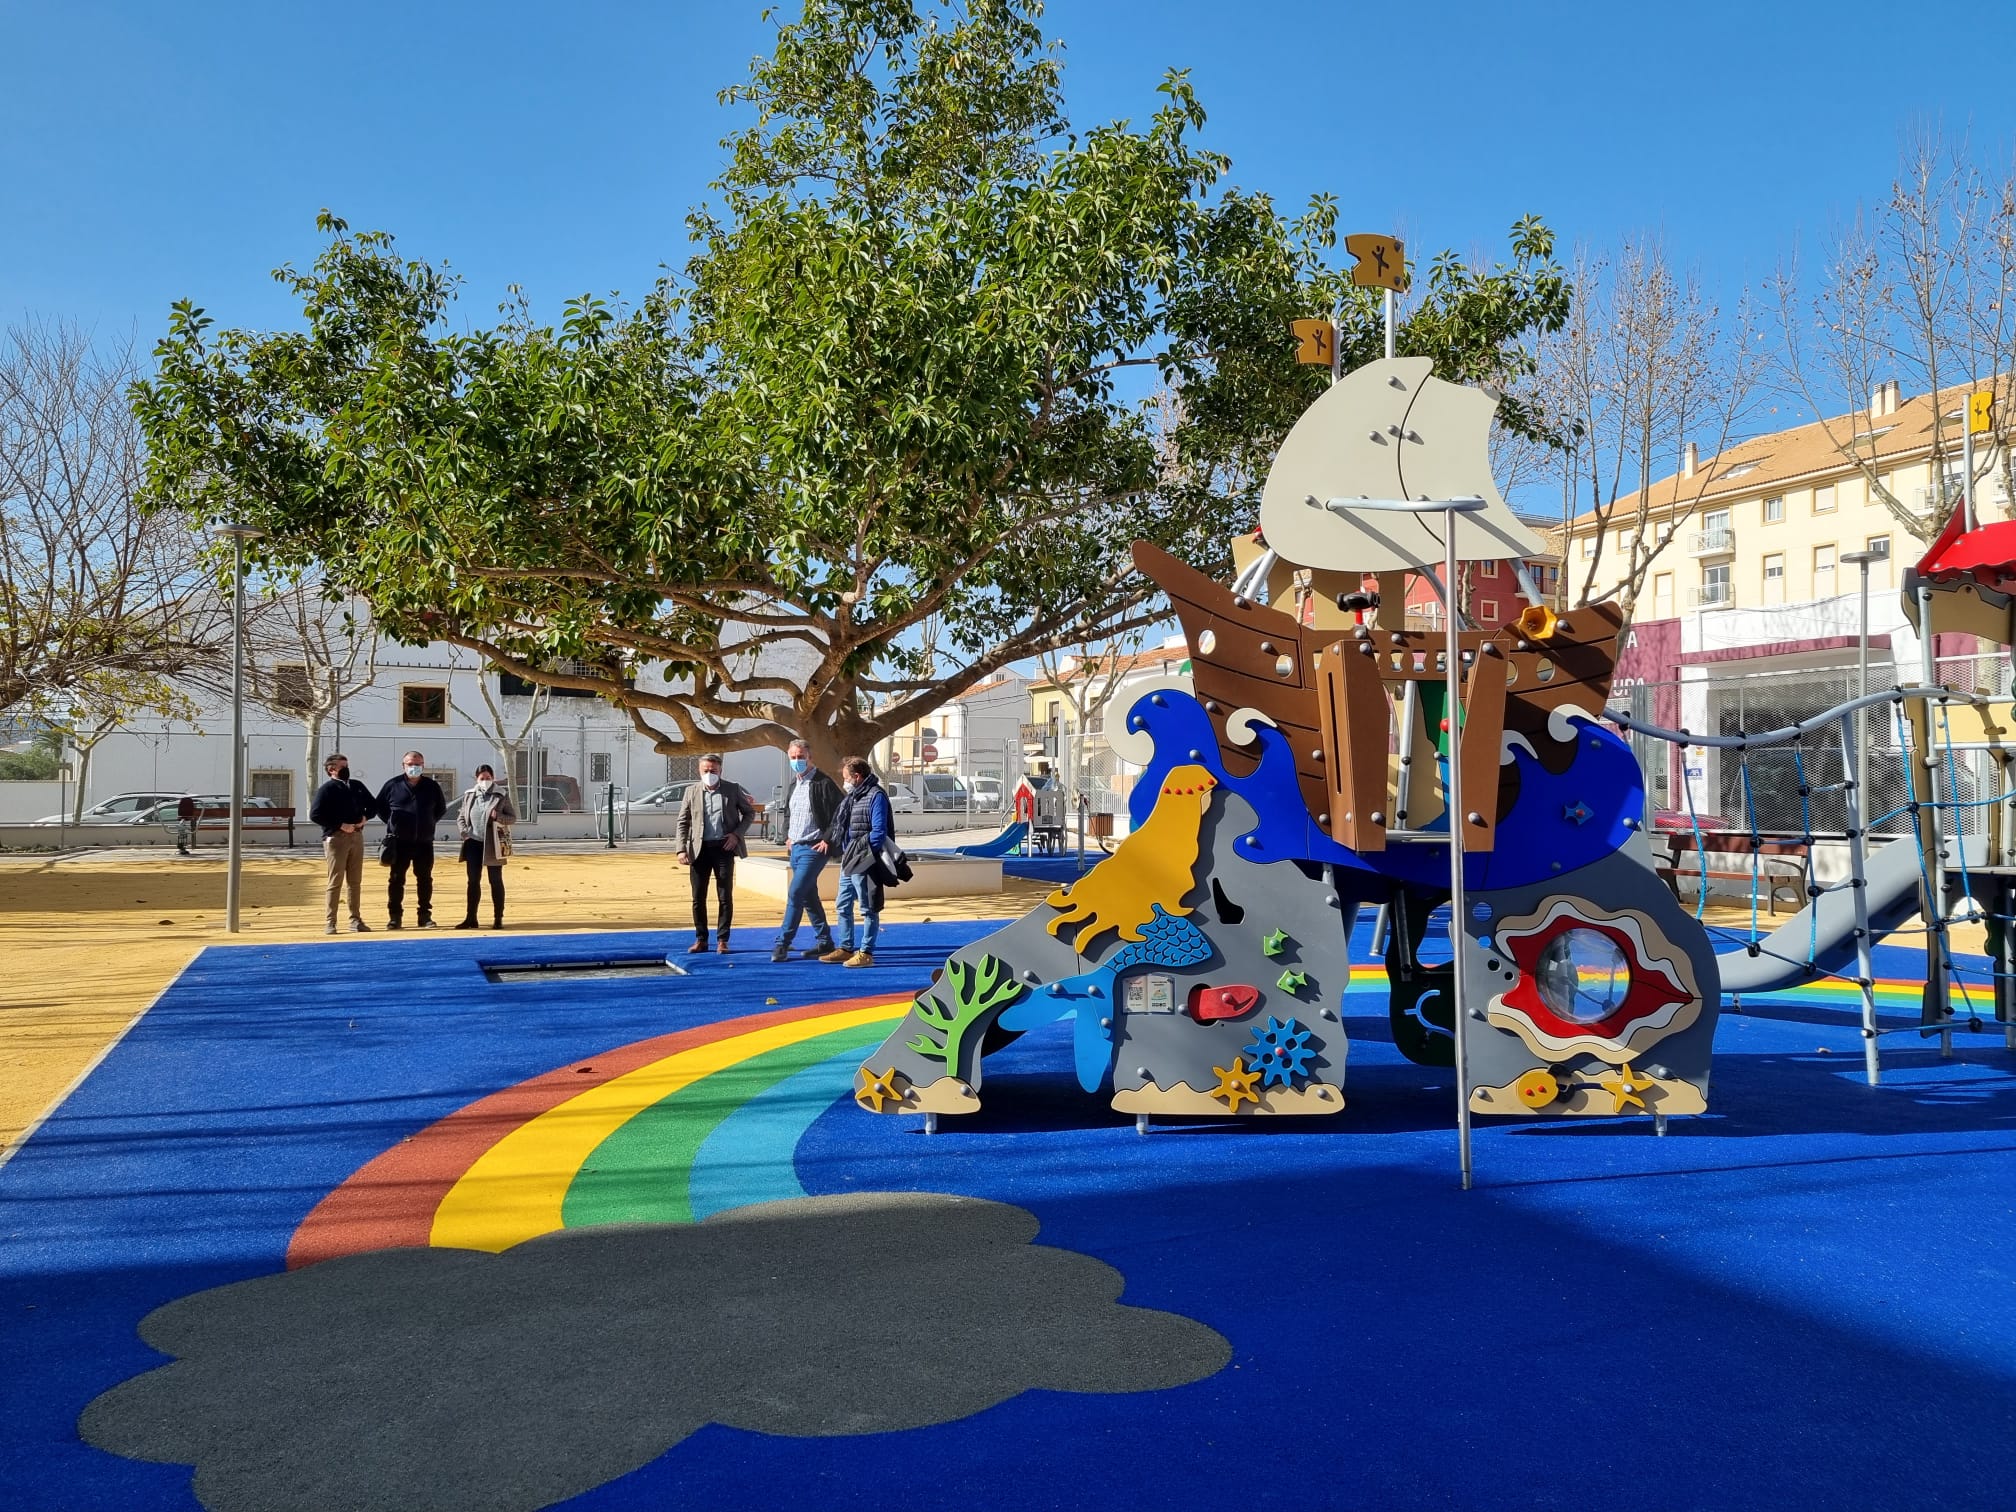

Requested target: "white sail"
[{"left": 1256, "top": 356, "right": 1543, "bottom": 573}]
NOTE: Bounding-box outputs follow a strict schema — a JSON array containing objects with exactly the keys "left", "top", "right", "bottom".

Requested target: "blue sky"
[{"left": 8, "top": 0, "right": 2016, "bottom": 350}]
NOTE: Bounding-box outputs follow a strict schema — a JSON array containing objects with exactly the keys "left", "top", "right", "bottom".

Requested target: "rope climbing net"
[{"left": 1610, "top": 685, "right": 2016, "bottom": 1084}]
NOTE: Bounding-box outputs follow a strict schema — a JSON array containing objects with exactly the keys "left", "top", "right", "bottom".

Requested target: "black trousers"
[
  {"left": 689, "top": 840, "right": 736, "bottom": 942},
  {"left": 461, "top": 839, "right": 505, "bottom": 921},
  {"left": 387, "top": 838, "right": 435, "bottom": 922}
]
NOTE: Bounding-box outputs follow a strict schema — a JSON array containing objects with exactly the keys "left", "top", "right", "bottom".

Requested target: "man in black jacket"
[
  {"left": 376, "top": 750, "right": 448, "bottom": 929},
  {"left": 309, "top": 752, "right": 375, "bottom": 935},
  {"left": 771, "top": 738, "right": 843, "bottom": 962}
]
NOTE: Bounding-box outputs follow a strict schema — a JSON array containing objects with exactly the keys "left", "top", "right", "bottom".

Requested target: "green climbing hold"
[
  {"left": 1275, "top": 967, "right": 1308, "bottom": 994},
  {"left": 1262, "top": 928, "right": 1291, "bottom": 957}
]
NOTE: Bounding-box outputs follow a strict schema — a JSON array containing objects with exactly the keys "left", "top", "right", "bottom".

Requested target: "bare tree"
[
  {"left": 447, "top": 649, "right": 550, "bottom": 816},
  {"left": 1772, "top": 130, "right": 2016, "bottom": 541},
  {"left": 36, "top": 669, "right": 199, "bottom": 821},
  {"left": 244, "top": 585, "right": 380, "bottom": 804},
  {"left": 1035, "top": 632, "right": 1147, "bottom": 806},
  {"left": 1543, "top": 240, "right": 1765, "bottom": 615},
  {"left": 0, "top": 321, "right": 228, "bottom": 712}
]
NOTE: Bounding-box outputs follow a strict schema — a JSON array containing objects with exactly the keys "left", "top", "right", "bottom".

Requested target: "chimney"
[
  {"left": 1868, "top": 379, "right": 1903, "bottom": 419},
  {"left": 1680, "top": 441, "right": 1698, "bottom": 479}
]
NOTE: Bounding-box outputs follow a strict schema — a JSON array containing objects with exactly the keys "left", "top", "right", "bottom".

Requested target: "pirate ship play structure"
[{"left": 854, "top": 356, "right": 2016, "bottom": 1157}]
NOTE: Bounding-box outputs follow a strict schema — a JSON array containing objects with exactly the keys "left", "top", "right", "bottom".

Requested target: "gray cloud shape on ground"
[{"left": 81, "top": 1192, "right": 1230, "bottom": 1512}]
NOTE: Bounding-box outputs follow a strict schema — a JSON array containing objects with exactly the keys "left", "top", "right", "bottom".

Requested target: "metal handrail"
[{"left": 1605, "top": 685, "right": 1994, "bottom": 751}]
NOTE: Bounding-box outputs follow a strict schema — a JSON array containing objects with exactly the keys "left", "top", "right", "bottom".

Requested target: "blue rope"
[
  {"left": 1738, "top": 755, "right": 1763, "bottom": 938},
  {"left": 1680, "top": 741, "right": 1711, "bottom": 919}
]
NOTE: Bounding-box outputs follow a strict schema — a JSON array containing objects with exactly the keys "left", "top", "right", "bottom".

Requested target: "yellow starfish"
[
  {"left": 1209, "top": 1057, "right": 1262, "bottom": 1112},
  {"left": 1590, "top": 1062, "right": 1655, "bottom": 1114},
  {"left": 855, "top": 1066, "right": 905, "bottom": 1114}
]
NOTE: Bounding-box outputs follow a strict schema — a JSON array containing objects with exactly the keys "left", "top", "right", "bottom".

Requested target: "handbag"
[
  {"left": 498, "top": 828, "right": 513, "bottom": 860},
  {"left": 378, "top": 835, "right": 395, "bottom": 867}
]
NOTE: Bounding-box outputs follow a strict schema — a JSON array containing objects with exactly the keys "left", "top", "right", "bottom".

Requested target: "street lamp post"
[
  {"left": 1322, "top": 493, "right": 1490, "bottom": 1188},
  {"left": 216, "top": 524, "right": 265, "bottom": 933}
]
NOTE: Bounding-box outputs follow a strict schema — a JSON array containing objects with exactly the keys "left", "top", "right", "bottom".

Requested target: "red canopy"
[{"left": 1914, "top": 510, "right": 2016, "bottom": 585}]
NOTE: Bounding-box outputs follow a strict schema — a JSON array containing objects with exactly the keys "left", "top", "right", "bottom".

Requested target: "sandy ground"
[{"left": 0, "top": 842, "right": 1050, "bottom": 1157}]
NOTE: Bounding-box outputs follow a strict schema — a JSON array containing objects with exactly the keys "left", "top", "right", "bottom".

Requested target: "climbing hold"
[
  {"left": 1563, "top": 801, "right": 1592, "bottom": 826},
  {"left": 1262, "top": 928, "right": 1291, "bottom": 957},
  {"left": 1275, "top": 967, "right": 1309, "bottom": 994},
  {"left": 1513, "top": 1068, "right": 1559, "bottom": 1108}
]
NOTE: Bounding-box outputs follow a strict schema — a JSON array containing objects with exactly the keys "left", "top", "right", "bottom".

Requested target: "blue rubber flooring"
[{"left": 3, "top": 920, "right": 2014, "bottom": 1511}]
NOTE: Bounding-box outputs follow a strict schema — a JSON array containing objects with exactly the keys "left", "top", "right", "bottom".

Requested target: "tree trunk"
[
  {"left": 302, "top": 712, "right": 325, "bottom": 813},
  {"left": 71, "top": 742, "right": 92, "bottom": 823}
]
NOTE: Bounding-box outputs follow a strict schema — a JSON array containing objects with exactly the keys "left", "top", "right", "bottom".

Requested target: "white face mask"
[
  {"left": 701, "top": 771, "right": 721, "bottom": 788},
  {"left": 843, "top": 780, "right": 859, "bottom": 793},
  {"left": 405, "top": 764, "right": 424, "bottom": 778},
  {"left": 475, "top": 778, "right": 493, "bottom": 793}
]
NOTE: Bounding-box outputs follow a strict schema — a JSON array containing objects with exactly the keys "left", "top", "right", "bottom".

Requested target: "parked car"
[
  {"left": 884, "top": 781, "right": 922, "bottom": 814},
  {"left": 917, "top": 773, "right": 971, "bottom": 812},
  {"left": 29, "top": 792, "right": 182, "bottom": 826},
  {"left": 539, "top": 777, "right": 584, "bottom": 813},
  {"left": 131, "top": 794, "right": 280, "bottom": 826},
  {"left": 969, "top": 777, "right": 1003, "bottom": 811},
  {"left": 626, "top": 781, "right": 692, "bottom": 812}
]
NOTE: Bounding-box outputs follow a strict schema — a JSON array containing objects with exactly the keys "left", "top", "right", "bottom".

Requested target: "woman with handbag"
[{"left": 455, "top": 765, "right": 518, "bottom": 929}]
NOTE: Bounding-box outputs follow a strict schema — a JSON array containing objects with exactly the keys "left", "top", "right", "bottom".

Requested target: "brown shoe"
[
  {"left": 843, "top": 951, "right": 874, "bottom": 968},
  {"left": 687, "top": 940, "right": 709, "bottom": 954},
  {"left": 716, "top": 939, "right": 731, "bottom": 954},
  {"left": 818, "top": 948, "right": 852, "bottom": 963}
]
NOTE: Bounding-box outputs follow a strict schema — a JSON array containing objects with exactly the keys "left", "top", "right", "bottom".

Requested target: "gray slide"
[{"left": 1713, "top": 834, "right": 1985, "bottom": 994}]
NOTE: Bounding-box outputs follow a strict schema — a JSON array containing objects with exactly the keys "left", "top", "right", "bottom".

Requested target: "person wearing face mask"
[
  {"left": 375, "top": 750, "right": 449, "bottom": 929},
  {"left": 771, "top": 737, "right": 842, "bottom": 963},
  {"left": 674, "top": 754, "right": 756, "bottom": 953},
  {"left": 455, "top": 764, "right": 519, "bottom": 929},
  {"left": 820, "top": 757, "right": 894, "bottom": 967},
  {"left": 309, "top": 752, "right": 376, "bottom": 935}
]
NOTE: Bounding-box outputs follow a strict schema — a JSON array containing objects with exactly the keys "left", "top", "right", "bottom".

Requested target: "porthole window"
[
  {"left": 1197, "top": 628, "right": 1217, "bottom": 657},
  {"left": 1534, "top": 929, "right": 1629, "bottom": 1024}
]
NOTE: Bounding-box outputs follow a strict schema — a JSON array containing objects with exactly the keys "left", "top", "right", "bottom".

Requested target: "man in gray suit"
[{"left": 675, "top": 754, "right": 757, "bottom": 953}]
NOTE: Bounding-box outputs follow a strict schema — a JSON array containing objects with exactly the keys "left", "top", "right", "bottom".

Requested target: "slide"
[
  {"left": 1714, "top": 835, "right": 1985, "bottom": 994},
  {"left": 952, "top": 820, "right": 1028, "bottom": 859}
]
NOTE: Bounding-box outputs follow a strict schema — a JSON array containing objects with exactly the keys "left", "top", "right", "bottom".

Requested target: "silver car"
[{"left": 28, "top": 792, "right": 180, "bottom": 826}]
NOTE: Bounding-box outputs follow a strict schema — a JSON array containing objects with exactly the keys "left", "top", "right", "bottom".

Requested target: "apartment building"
[{"left": 1558, "top": 379, "right": 2008, "bottom": 824}]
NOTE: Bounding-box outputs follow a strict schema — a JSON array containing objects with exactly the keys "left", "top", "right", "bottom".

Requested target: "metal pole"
[
  {"left": 1442, "top": 509, "right": 1472, "bottom": 1190},
  {"left": 1383, "top": 288, "right": 1395, "bottom": 361},
  {"left": 1840, "top": 709, "right": 1881, "bottom": 1085},
  {"left": 226, "top": 531, "right": 247, "bottom": 934},
  {"left": 1963, "top": 424, "right": 1976, "bottom": 534},
  {"left": 1330, "top": 303, "right": 1342, "bottom": 387},
  {"left": 1916, "top": 577, "right": 1950, "bottom": 1052},
  {"left": 606, "top": 780, "right": 616, "bottom": 849}
]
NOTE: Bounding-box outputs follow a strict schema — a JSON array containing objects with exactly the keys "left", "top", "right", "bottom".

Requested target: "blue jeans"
[
  {"left": 775, "top": 843, "right": 833, "bottom": 950},
  {"left": 835, "top": 871, "right": 880, "bottom": 954}
]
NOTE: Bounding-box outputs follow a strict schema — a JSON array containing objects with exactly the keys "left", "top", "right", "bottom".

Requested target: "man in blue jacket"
[
  {"left": 308, "top": 752, "right": 375, "bottom": 935},
  {"left": 376, "top": 750, "right": 448, "bottom": 929}
]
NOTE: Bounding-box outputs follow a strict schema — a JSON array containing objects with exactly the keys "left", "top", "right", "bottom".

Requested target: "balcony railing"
[
  {"left": 1688, "top": 582, "right": 1734, "bottom": 609},
  {"left": 1689, "top": 526, "right": 1736, "bottom": 556}
]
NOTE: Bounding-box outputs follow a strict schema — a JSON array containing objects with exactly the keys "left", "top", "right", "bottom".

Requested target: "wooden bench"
[
  {"left": 1654, "top": 830, "right": 1809, "bottom": 915},
  {"left": 190, "top": 806, "right": 298, "bottom": 847}
]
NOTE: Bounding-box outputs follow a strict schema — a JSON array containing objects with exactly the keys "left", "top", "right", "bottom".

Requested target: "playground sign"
[{"left": 1970, "top": 389, "right": 1995, "bottom": 434}]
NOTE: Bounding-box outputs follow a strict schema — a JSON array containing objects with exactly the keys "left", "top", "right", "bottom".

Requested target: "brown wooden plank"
[{"left": 1458, "top": 646, "right": 1510, "bottom": 853}]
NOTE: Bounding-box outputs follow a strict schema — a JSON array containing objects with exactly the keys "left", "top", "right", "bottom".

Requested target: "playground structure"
[{"left": 854, "top": 355, "right": 2016, "bottom": 1172}]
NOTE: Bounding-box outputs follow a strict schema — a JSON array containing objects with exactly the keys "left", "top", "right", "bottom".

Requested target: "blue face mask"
[{"left": 790, "top": 757, "right": 808, "bottom": 774}]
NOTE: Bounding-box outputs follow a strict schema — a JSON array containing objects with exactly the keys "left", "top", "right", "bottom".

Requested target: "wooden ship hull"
[{"left": 1130, "top": 542, "right": 1624, "bottom": 856}]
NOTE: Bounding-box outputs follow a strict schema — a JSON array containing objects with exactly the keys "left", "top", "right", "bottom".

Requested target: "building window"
[
  {"left": 1763, "top": 495, "right": 1784, "bottom": 523},
  {"left": 1866, "top": 535, "right": 1893, "bottom": 591},
  {"left": 1478, "top": 599, "right": 1499, "bottom": 621},
  {"left": 1813, "top": 543, "right": 1837, "bottom": 597},
  {"left": 1653, "top": 572, "right": 1674, "bottom": 619},
  {"left": 589, "top": 753, "right": 612, "bottom": 784},
  {"left": 1477, "top": 560, "right": 1498, "bottom": 578},
  {"left": 1762, "top": 553, "right": 1785, "bottom": 605},
  {"left": 1580, "top": 534, "right": 1596, "bottom": 559},
  {"left": 401, "top": 685, "right": 448, "bottom": 726},
  {"left": 1699, "top": 562, "right": 1732, "bottom": 606},
  {"left": 666, "top": 754, "right": 699, "bottom": 782},
  {"left": 431, "top": 769, "right": 459, "bottom": 803},
  {"left": 1813, "top": 484, "right": 1837, "bottom": 514},
  {"left": 249, "top": 770, "right": 292, "bottom": 808},
  {"left": 1703, "top": 508, "right": 1731, "bottom": 532}
]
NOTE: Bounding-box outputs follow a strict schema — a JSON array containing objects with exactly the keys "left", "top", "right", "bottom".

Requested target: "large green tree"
[{"left": 135, "top": 0, "right": 1568, "bottom": 767}]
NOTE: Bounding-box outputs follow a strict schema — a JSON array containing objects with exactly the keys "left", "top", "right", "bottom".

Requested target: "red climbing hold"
[{"left": 1189, "top": 983, "right": 1261, "bottom": 1022}]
